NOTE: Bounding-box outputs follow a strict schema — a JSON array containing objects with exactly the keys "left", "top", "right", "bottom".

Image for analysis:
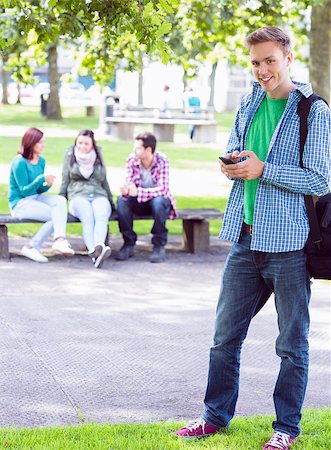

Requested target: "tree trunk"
[
  {"left": 47, "top": 45, "right": 62, "bottom": 120},
  {"left": 208, "top": 62, "right": 217, "bottom": 108},
  {"left": 182, "top": 68, "right": 189, "bottom": 91},
  {"left": 1, "top": 55, "right": 9, "bottom": 105},
  {"left": 16, "top": 83, "right": 21, "bottom": 104},
  {"left": 138, "top": 52, "right": 143, "bottom": 106},
  {"left": 310, "top": 0, "right": 331, "bottom": 104}
]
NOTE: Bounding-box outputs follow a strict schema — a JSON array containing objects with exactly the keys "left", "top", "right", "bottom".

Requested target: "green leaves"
[
  {"left": 0, "top": 0, "right": 176, "bottom": 72},
  {"left": 1, "top": 0, "right": 326, "bottom": 91},
  {"left": 155, "top": 22, "right": 172, "bottom": 39},
  {"left": 0, "top": 37, "right": 15, "bottom": 53}
]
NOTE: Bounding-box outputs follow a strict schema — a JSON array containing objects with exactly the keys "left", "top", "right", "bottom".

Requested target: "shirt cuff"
[
  {"left": 137, "top": 187, "right": 143, "bottom": 202},
  {"left": 261, "top": 162, "right": 278, "bottom": 183}
]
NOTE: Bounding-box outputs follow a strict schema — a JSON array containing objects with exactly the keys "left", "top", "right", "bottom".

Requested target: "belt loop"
[{"left": 242, "top": 222, "right": 253, "bottom": 236}]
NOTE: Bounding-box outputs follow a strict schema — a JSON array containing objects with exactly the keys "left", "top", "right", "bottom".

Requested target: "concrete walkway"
[
  {"left": 1, "top": 124, "right": 330, "bottom": 428},
  {"left": 0, "top": 235, "right": 330, "bottom": 428}
]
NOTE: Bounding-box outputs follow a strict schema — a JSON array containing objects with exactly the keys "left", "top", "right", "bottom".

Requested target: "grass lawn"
[
  {"left": 0, "top": 135, "right": 224, "bottom": 169},
  {"left": 0, "top": 108, "right": 229, "bottom": 239},
  {"left": 0, "top": 103, "right": 234, "bottom": 168},
  {"left": 0, "top": 408, "right": 329, "bottom": 449},
  {"left": 0, "top": 103, "right": 235, "bottom": 132},
  {"left": 0, "top": 103, "right": 100, "bottom": 130}
]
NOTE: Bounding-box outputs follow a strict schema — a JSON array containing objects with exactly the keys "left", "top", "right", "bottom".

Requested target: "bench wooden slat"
[
  {"left": 0, "top": 209, "right": 223, "bottom": 224},
  {"left": 104, "top": 117, "right": 217, "bottom": 142},
  {"left": 105, "top": 117, "right": 217, "bottom": 125},
  {"left": 0, "top": 208, "right": 224, "bottom": 259}
]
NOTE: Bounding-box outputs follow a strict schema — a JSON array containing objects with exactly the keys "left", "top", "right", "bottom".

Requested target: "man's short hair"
[
  {"left": 135, "top": 132, "right": 157, "bottom": 153},
  {"left": 245, "top": 26, "right": 292, "bottom": 54}
]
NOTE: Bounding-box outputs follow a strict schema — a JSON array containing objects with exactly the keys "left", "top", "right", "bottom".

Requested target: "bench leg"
[
  {"left": 193, "top": 124, "right": 217, "bottom": 143},
  {"left": 86, "top": 106, "right": 95, "bottom": 117},
  {"left": 0, "top": 225, "right": 10, "bottom": 260},
  {"left": 112, "top": 123, "right": 136, "bottom": 140},
  {"left": 153, "top": 124, "right": 175, "bottom": 142},
  {"left": 182, "top": 219, "right": 210, "bottom": 253}
]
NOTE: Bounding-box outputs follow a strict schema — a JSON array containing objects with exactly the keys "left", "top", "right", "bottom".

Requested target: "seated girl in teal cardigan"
[{"left": 8, "top": 127, "right": 74, "bottom": 263}]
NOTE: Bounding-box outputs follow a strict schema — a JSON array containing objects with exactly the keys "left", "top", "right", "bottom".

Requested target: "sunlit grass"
[
  {"left": 0, "top": 136, "right": 222, "bottom": 169},
  {"left": 0, "top": 103, "right": 235, "bottom": 132},
  {"left": 0, "top": 408, "right": 329, "bottom": 449}
]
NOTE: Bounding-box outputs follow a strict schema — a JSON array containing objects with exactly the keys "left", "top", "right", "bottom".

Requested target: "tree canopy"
[
  {"left": 0, "top": 0, "right": 178, "bottom": 62},
  {"left": 1, "top": 0, "right": 329, "bottom": 109}
]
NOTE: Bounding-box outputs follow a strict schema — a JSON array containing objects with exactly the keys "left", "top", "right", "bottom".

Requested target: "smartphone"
[{"left": 219, "top": 156, "right": 236, "bottom": 165}]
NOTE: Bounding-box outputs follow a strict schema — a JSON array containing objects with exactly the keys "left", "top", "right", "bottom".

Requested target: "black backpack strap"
[
  {"left": 296, "top": 93, "right": 325, "bottom": 248},
  {"left": 297, "top": 93, "right": 327, "bottom": 166}
]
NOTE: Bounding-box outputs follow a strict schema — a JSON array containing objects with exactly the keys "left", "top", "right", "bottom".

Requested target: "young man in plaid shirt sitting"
[{"left": 116, "top": 132, "right": 177, "bottom": 263}]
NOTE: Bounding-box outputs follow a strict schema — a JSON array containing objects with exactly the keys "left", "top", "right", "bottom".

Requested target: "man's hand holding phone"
[
  {"left": 219, "top": 156, "right": 237, "bottom": 165},
  {"left": 219, "top": 151, "right": 264, "bottom": 180}
]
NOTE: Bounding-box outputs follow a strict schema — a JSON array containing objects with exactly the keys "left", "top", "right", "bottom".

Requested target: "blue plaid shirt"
[{"left": 220, "top": 82, "right": 331, "bottom": 252}]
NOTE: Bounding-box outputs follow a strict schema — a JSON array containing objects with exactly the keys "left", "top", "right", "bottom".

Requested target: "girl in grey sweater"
[{"left": 60, "top": 129, "right": 115, "bottom": 268}]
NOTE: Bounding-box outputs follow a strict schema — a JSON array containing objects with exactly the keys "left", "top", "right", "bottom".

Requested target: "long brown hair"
[
  {"left": 70, "top": 129, "right": 104, "bottom": 166},
  {"left": 20, "top": 128, "right": 44, "bottom": 160}
]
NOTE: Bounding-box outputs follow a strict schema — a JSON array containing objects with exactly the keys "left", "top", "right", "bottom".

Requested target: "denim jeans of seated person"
[
  {"left": 117, "top": 195, "right": 171, "bottom": 247},
  {"left": 70, "top": 195, "right": 111, "bottom": 252},
  {"left": 11, "top": 194, "right": 67, "bottom": 249}
]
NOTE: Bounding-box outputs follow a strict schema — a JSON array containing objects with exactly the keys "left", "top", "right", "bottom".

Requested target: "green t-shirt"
[{"left": 244, "top": 95, "right": 287, "bottom": 225}]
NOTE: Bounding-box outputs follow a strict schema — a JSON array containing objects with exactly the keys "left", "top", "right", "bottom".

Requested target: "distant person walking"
[
  {"left": 59, "top": 129, "right": 115, "bottom": 269},
  {"left": 8, "top": 127, "right": 74, "bottom": 263},
  {"left": 116, "top": 132, "right": 177, "bottom": 263},
  {"left": 183, "top": 86, "right": 201, "bottom": 140},
  {"left": 159, "top": 84, "right": 171, "bottom": 117},
  {"left": 176, "top": 26, "right": 330, "bottom": 450}
]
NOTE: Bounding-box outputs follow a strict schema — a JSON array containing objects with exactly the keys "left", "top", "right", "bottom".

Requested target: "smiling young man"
[{"left": 176, "top": 27, "right": 330, "bottom": 449}]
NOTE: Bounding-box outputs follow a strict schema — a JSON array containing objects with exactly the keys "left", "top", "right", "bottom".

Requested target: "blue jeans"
[
  {"left": 117, "top": 196, "right": 171, "bottom": 247},
  {"left": 70, "top": 195, "right": 111, "bottom": 251},
  {"left": 203, "top": 233, "right": 311, "bottom": 438},
  {"left": 11, "top": 194, "right": 68, "bottom": 249}
]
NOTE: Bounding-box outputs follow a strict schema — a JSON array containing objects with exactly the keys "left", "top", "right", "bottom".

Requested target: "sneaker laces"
[
  {"left": 266, "top": 432, "right": 292, "bottom": 449},
  {"left": 185, "top": 418, "right": 206, "bottom": 433}
]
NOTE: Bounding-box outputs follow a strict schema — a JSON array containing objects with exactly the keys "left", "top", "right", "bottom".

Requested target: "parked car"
[
  {"left": 33, "top": 81, "right": 89, "bottom": 104},
  {"left": 59, "top": 82, "right": 88, "bottom": 100},
  {"left": 4, "top": 82, "right": 34, "bottom": 103},
  {"left": 34, "top": 82, "right": 50, "bottom": 97}
]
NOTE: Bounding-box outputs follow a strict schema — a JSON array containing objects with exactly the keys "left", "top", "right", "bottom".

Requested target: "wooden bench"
[
  {"left": 0, "top": 208, "right": 223, "bottom": 260},
  {"left": 104, "top": 116, "right": 217, "bottom": 143}
]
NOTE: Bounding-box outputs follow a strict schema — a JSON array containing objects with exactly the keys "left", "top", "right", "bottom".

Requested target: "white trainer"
[
  {"left": 94, "top": 244, "right": 111, "bottom": 269},
  {"left": 21, "top": 246, "right": 48, "bottom": 263},
  {"left": 52, "top": 239, "right": 75, "bottom": 256}
]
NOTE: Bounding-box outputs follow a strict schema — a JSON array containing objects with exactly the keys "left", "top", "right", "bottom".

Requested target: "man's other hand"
[{"left": 128, "top": 184, "right": 138, "bottom": 196}]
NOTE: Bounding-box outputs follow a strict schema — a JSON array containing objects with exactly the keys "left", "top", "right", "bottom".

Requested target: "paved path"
[
  {"left": 0, "top": 236, "right": 330, "bottom": 427},
  {"left": 1, "top": 124, "right": 330, "bottom": 427},
  {"left": 0, "top": 162, "right": 233, "bottom": 199}
]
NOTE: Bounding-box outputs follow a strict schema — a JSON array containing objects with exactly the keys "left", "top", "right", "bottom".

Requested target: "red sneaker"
[
  {"left": 263, "top": 431, "right": 298, "bottom": 449},
  {"left": 176, "top": 418, "right": 221, "bottom": 439}
]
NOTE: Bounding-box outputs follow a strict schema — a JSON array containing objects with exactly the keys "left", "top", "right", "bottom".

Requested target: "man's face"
[
  {"left": 134, "top": 139, "right": 149, "bottom": 160},
  {"left": 250, "top": 41, "right": 293, "bottom": 98}
]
